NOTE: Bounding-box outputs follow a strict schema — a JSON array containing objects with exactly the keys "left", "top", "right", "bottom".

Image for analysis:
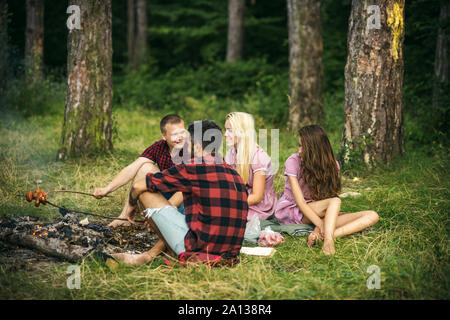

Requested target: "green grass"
[{"left": 0, "top": 101, "right": 449, "bottom": 300}]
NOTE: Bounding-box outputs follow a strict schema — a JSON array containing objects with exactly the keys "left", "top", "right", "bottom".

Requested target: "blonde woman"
[{"left": 224, "top": 112, "right": 277, "bottom": 220}]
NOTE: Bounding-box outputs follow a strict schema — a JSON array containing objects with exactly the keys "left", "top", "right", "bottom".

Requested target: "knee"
[
  {"left": 136, "top": 163, "right": 158, "bottom": 180},
  {"left": 367, "top": 210, "right": 379, "bottom": 225},
  {"left": 332, "top": 197, "right": 341, "bottom": 206}
]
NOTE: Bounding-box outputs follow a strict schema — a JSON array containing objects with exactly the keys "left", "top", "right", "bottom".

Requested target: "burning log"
[{"left": 0, "top": 214, "right": 158, "bottom": 264}]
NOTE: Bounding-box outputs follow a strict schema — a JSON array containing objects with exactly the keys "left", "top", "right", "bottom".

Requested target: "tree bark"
[
  {"left": 226, "top": 0, "right": 246, "bottom": 63},
  {"left": 287, "top": 0, "right": 324, "bottom": 131},
  {"left": 135, "top": 0, "right": 148, "bottom": 67},
  {"left": 57, "top": 0, "right": 113, "bottom": 160},
  {"left": 341, "top": 0, "right": 405, "bottom": 165},
  {"left": 127, "top": 0, "right": 136, "bottom": 68},
  {"left": 0, "top": 0, "right": 8, "bottom": 90},
  {"left": 25, "top": 0, "right": 44, "bottom": 80},
  {"left": 433, "top": 3, "right": 449, "bottom": 110}
]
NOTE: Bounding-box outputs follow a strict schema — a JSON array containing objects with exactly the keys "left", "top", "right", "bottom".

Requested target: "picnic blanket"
[{"left": 243, "top": 216, "right": 314, "bottom": 245}]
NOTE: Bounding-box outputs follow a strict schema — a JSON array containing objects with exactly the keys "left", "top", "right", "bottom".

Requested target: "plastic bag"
[
  {"left": 258, "top": 226, "right": 285, "bottom": 247},
  {"left": 244, "top": 214, "right": 261, "bottom": 242}
]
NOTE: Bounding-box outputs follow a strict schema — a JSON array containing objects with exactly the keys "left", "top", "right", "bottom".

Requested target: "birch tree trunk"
[
  {"left": 57, "top": 0, "right": 113, "bottom": 160},
  {"left": 287, "top": 0, "right": 324, "bottom": 131},
  {"left": 127, "top": 0, "right": 136, "bottom": 68},
  {"left": 25, "top": 0, "right": 44, "bottom": 81},
  {"left": 226, "top": 0, "right": 246, "bottom": 63},
  {"left": 342, "top": 0, "right": 405, "bottom": 165},
  {"left": 135, "top": 0, "right": 148, "bottom": 67}
]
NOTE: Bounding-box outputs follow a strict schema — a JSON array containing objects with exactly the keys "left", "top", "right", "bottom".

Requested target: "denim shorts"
[
  {"left": 145, "top": 206, "right": 188, "bottom": 256},
  {"left": 161, "top": 191, "right": 185, "bottom": 215}
]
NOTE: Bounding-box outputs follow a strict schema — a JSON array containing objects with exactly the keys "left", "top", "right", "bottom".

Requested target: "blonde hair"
[{"left": 226, "top": 112, "right": 258, "bottom": 184}]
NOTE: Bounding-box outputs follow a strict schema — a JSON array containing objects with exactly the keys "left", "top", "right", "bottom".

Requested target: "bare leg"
[
  {"left": 112, "top": 191, "right": 177, "bottom": 266},
  {"left": 304, "top": 200, "right": 379, "bottom": 252},
  {"left": 108, "top": 162, "right": 160, "bottom": 228},
  {"left": 333, "top": 210, "right": 379, "bottom": 239},
  {"left": 138, "top": 191, "right": 178, "bottom": 256},
  {"left": 302, "top": 198, "right": 336, "bottom": 249},
  {"left": 321, "top": 198, "right": 341, "bottom": 255},
  {"left": 112, "top": 239, "right": 166, "bottom": 266}
]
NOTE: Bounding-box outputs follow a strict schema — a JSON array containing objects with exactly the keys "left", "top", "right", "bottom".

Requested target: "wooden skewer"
[
  {"left": 47, "top": 190, "right": 113, "bottom": 198},
  {"left": 45, "top": 200, "right": 145, "bottom": 224},
  {"left": 23, "top": 189, "right": 143, "bottom": 224}
]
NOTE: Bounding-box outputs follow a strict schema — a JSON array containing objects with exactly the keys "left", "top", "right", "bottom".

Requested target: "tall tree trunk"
[
  {"left": 433, "top": 3, "right": 449, "bottom": 110},
  {"left": 127, "top": 0, "right": 136, "bottom": 68},
  {"left": 25, "top": 0, "right": 44, "bottom": 80},
  {"left": 226, "top": 0, "right": 246, "bottom": 63},
  {"left": 0, "top": 0, "right": 8, "bottom": 90},
  {"left": 135, "top": 0, "right": 148, "bottom": 67},
  {"left": 342, "top": 0, "right": 405, "bottom": 165},
  {"left": 287, "top": 0, "right": 324, "bottom": 131},
  {"left": 57, "top": 0, "right": 113, "bottom": 160}
]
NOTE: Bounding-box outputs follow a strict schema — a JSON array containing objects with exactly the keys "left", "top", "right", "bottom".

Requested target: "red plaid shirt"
[
  {"left": 145, "top": 155, "right": 249, "bottom": 259},
  {"left": 140, "top": 140, "right": 179, "bottom": 171}
]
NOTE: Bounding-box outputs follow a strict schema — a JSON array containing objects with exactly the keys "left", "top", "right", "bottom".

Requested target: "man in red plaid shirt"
[
  {"left": 93, "top": 114, "right": 187, "bottom": 228},
  {"left": 113, "top": 120, "right": 249, "bottom": 266}
]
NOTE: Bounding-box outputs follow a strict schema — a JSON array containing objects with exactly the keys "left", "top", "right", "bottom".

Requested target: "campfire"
[
  {"left": 32, "top": 225, "right": 48, "bottom": 237},
  {"left": 0, "top": 189, "right": 158, "bottom": 267}
]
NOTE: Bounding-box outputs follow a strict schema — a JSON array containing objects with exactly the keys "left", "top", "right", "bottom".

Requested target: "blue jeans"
[
  {"left": 146, "top": 206, "right": 188, "bottom": 256},
  {"left": 161, "top": 191, "right": 185, "bottom": 215}
]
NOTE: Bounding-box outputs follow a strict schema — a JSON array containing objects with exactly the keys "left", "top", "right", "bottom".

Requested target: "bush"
[
  {"left": 1, "top": 75, "right": 65, "bottom": 118},
  {"left": 114, "top": 58, "right": 287, "bottom": 123}
]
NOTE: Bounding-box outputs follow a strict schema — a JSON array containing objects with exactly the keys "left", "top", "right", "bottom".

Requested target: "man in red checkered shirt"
[
  {"left": 93, "top": 114, "right": 187, "bottom": 228},
  {"left": 113, "top": 120, "right": 249, "bottom": 266}
]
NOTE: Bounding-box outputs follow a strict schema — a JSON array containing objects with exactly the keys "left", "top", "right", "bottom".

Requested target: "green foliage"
[
  {"left": 114, "top": 58, "right": 289, "bottom": 126},
  {"left": 402, "top": 0, "right": 449, "bottom": 147},
  {"left": 321, "top": 0, "right": 351, "bottom": 93},
  {"left": 338, "top": 133, "right": 373, "bottom": 176},
  {"left": 147, "top": 0, "right": 288, "bottom": 69},
  {"left": 0, "top": 74, "right": 65, "bottom": 118}
]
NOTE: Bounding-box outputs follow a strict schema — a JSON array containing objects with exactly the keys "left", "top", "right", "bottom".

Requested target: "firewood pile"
[{"left": 0, "top": 213, "right": 158, "bottom": 267}]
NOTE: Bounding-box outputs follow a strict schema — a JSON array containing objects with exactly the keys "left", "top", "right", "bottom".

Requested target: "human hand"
[
  {"left": 93, "top": 187, "right": 109, "bottom": 199},
  {"left": 315, "top": 221, "right": 325, "bottom": 239},
  {"left": 125, "top": 204, "right": 139, "bottom": 225}
]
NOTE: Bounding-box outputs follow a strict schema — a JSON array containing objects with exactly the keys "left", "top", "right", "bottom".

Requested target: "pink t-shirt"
[
  {"left": 275, "top": 153, "right": 340, "bottom": 225},
  {"left": 225, "top": 146, "right": 278, "bottom": 221}
]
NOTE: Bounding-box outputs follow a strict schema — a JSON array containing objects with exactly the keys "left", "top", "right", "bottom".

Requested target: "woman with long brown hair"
[{"left": 275, "top": 125, "right": 379, "bottom": 254}]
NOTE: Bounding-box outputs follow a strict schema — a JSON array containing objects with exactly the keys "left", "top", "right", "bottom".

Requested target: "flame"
[{"left": 33, "top": 225, "right": 48, "bottom": 237}]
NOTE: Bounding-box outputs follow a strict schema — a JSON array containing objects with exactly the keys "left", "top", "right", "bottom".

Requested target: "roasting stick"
[
  {"left": 46, "top": 190, "right": 113, "bottom": 198},
  {"left": 24, "top": 188, "right": 144, "bottom": 224},
  {"left": 44, "top": 199, "right": 145, "bottom": 224}
]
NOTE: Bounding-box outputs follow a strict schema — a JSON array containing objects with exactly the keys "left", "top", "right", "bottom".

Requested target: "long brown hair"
[{"left": 298, "top": 125, "right": 341, "bottom": 200}]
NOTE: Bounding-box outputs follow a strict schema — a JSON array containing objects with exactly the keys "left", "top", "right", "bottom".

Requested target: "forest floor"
[{"left": 0, "top": 106, "right": 448, "bottom": 300}]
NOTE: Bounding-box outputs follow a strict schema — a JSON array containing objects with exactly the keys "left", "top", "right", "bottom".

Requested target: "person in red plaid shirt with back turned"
[{"left": 112, "top": 120, "right": 249, "bottom": 266}]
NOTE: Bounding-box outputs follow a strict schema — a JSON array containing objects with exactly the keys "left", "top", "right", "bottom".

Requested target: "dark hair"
[
  {"left": 160, "top": 114, "right": 183, "bottom": 134},
  {"left": 188, "top": 120, "right": 222, "bottom": 151},
  {"left": 298, "top": 125, "right": 341, "bottom": 200}
]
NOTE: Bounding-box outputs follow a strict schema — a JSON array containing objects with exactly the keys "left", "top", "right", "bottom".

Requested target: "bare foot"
[
  {"left": 322, "top": 238, "right": 335, "bottom": 255},
  {"left": 307, "top": 227, "right": 324, "bottom": 247},
  {"left": 307, "top": 232, "right": 320, "bottom": 247},
  {"left": 111, "top": 240, "right": 166, "bottom": 266},
  {"left": 111, "top": 252, "right": 155, "bottom": 266},
  {"left": 108, "top": 217, "right": 131, "bottom": 228}
]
